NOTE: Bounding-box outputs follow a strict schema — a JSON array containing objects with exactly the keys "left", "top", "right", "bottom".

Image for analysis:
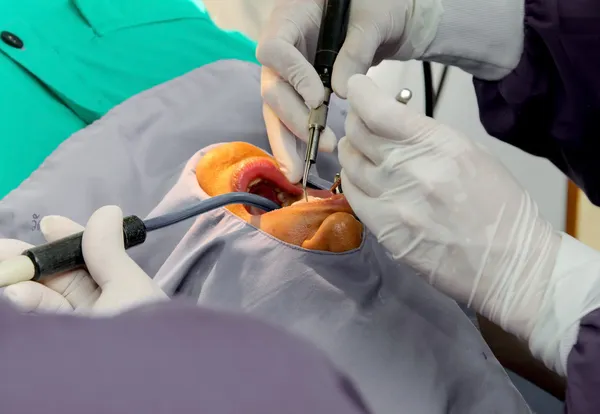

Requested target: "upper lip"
[
  {"left": 233, "top": 158, "right": 303, "bottom": 195},
  {"left": 233, "top": 158, "right": 334, "bottom": 203}
]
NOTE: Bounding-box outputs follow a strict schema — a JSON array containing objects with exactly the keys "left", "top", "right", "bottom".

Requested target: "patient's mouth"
[
  {"left": 232, "top": 158, "right": 334, "bottom": 215},
  {"left": 291, "top": 196, "right": 322, "bottom": 205}
]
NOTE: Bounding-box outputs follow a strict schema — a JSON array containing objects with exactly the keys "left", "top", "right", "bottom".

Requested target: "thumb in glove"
[
  {"left": 82, "top": 205, "right": 167, "bottom": 313},
  {"left": 2, "top": 218, "right": 96, "bottom": 313}
]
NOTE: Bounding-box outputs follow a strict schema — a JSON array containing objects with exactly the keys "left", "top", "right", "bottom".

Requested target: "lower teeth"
[
  {"left": 292, "top": 196, "right": 322, "bottom": 205},
  {"left": 246, "top": 181, "right": 322, "bottom": 207}
]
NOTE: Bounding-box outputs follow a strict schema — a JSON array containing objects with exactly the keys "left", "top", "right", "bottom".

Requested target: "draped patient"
[
  {"left": 0, "top": 62, "right": 532, "bottom": 414},
  {"left": 146, "top": 139, "right": 531, "bottom": 414}
]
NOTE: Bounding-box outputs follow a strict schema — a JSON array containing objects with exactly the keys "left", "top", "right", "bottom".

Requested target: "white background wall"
[{"left": 204, "top": 0, "right": 568, "bottom": 231}]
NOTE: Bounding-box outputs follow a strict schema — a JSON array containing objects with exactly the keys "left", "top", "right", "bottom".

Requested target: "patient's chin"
[
  {"left": 301, "top": 213, "right": 363, "bottom": 252},
  {"left": 252, "top": 211, "right": 363, "bottom": 252}
]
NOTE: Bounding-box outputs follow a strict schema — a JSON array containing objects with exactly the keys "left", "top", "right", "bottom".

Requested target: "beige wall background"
[{"left": 569, "top": 185, "right": 600, "bottom": 251}]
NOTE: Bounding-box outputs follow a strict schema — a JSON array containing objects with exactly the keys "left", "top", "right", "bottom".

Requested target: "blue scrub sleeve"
[
  {"left": 473, "top": 0, "right": 600, "bottom": 204},
  {"left": 0, "top": 300, "right": 371, "bottom": 414},
  {"left": 565, "top": 308, "right": 600, "bottom": 413}
]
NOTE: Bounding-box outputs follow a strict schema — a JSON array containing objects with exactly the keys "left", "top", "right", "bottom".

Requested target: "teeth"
[
  {"left": 247, "top": 178, "right": 262, "bottom": 189},
  {"left": 292, "top": 196, "right": 322, "bottom": 205},
  {"left": 277, "top": 192, "right": 294, "bottom": 207},
  {"left": 246, "top": 179, "right": 313, "bottom": 208}
]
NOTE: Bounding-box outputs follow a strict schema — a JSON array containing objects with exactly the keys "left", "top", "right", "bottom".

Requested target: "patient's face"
[{"left": 196, "top": 142, "right": 363, "bottom": 252}]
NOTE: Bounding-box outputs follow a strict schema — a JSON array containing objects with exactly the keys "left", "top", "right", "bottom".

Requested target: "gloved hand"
[
  {"left": 0, "top": 206, "right": 167, "bottom": 315},
  {"left": 337, "top": 74, "right": 590, "bottom": 375},
  {"left": 257, "top": 0, "right": 524, "bottom": 183},
  {"left": 257, "top": 0, "right": 442, "bottom": 183}
]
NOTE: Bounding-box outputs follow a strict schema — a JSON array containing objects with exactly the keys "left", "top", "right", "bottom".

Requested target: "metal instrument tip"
[
  {"left": 330, "top": 173, "right": 341, "bottom": 194},
  {"left": 301, "top": 161, "right": 311, "bottom": 202}
]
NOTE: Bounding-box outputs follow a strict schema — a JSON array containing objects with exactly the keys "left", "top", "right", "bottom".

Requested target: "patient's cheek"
[{"left": 302, "top": 213, "right": 363, "bottom": 252}]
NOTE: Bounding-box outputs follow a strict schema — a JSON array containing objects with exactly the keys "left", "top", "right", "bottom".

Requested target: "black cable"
[
  {"left": 144, "top": 192, "right": 280, "bottom": 231},
  {"left": 422, "top": 62, "right": 435, "bottom": 117},
  {"left": 421, "top": 62, "right": 450, "bottom": 118},
  {"left": 20, "top": 192, "right": 282, "bottom": 282},
  {"left": 433, "top": 65, "right": 449, "bottom": 117}
]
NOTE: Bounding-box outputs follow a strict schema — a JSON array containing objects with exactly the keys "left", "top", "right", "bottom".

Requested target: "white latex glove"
[
  {"left": 0, "top": 206, "right": 167, "bottom": 316},
  {"left": 338, "top": 74, "right": 589, "bottom": 375},
  {"left": 257, "top": 0, "right": 442, "bottom": 183},
  {"left": 257, "top": 0, "right": 524, "bottom": 183}
]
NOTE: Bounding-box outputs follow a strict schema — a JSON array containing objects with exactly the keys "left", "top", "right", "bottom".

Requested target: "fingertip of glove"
[
  {"left": 336, "top": 137, "right": 361, "bottom": 165},
  {"left": 255, "top": 38, "right": 279, "bottom": 67},
  {"left": 41, "top": 214, "right": 87, "bottom": 243},
  {"left": 293, "top": 76, "right": 325, "bottom": 110},
  {"left": 84, "top": 205, "right": 125, "bottom": 253},
  {"left": 347, "top": 74, "right": 375, "bottom": 99},
  {"left": 258, "top": 40, "right": 325, "bottom": 109},
  {"left": 40, "top": 215, "right": 71, "bottom": 236},
  {"left": 0, "top": 239, "right": 33, "bottom": 260},
  {"left": 90, "top": 205, "right": 123, "bottom": 225},
  {"left": 337, "top": 136, "right": 349, "bottom": 152},
  {"left": 319, "top": 128, "right": 338, "bottom": 152},
  {"left": 334, "top": 66, "right": 370, "bottom": 100},
  {"left": 282, "top": 165, "right": 302, "bottom": 185},
  {"left": 332, "top": 77, "right": 349, "bottom": 99}
]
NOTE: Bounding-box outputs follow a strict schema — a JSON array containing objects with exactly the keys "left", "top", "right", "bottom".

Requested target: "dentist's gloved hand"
[
  {"left": 0, "top": 206, "right": 167, "bottom": 315},
  {"left": 257, "top": 0, "right": 523, "bottom": 183},
  {"left": 258, "top": 0, "right": 442, "bottom": 183},
  {"left": 338, "top": 74, "right": 593, "bottom": 376}
]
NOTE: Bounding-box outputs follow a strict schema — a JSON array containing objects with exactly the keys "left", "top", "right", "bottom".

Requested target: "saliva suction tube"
[
  {"left": 0, "top": 192, "right": 281, "bottom": 286},
  {"left": 144, "top": 192, "right": 280, "bottom": 231}
]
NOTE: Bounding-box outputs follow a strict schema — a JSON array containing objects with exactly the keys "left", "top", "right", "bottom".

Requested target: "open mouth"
[{"left": 232, "top": 158, "right": 339, "bottom": 215}]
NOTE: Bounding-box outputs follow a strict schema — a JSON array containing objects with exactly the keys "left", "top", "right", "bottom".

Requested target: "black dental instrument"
[
  {"left": 302, "top": 0, "right": 352, "bottom": 201},
  {"left": 18, "top": 193, "right": 280, "bottom": 283}
]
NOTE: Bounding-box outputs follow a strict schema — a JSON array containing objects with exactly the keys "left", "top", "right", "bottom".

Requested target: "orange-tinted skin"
[{"left": 196, "top": 142, "right": 363, "bottom": 252}]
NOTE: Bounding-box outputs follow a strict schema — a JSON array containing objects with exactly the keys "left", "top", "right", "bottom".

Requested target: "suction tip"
[{"left": 0, "top": 256, "right": 35, "bottom": 287}]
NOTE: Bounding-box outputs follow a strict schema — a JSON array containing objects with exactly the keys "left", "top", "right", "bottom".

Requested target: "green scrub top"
[{"left": 0, "top": 0, "right": 258, "bottom": 198}]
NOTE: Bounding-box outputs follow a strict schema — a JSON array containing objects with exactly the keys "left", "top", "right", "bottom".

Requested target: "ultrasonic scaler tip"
[{"left": 301, "top": 158, "right": 312, "bottom": 202}]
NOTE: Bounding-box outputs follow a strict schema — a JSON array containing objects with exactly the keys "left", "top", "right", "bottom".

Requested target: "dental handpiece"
[
  {"left": 302, "top": 0, "right": 352, "bottom": 201},
  {"left": 0, "top": 193, "right": 280, "bottom": 286}
]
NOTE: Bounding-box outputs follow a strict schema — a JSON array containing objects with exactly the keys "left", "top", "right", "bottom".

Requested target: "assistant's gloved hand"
[
  {"left": 0, "top": 206, "right": 167, "bottom": 315},
  {"left": 257, "top": 0, "right": 524, "bottom": 183},
  {"left": 338, "top": 74, "right": 600, "bottom": 377}
]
